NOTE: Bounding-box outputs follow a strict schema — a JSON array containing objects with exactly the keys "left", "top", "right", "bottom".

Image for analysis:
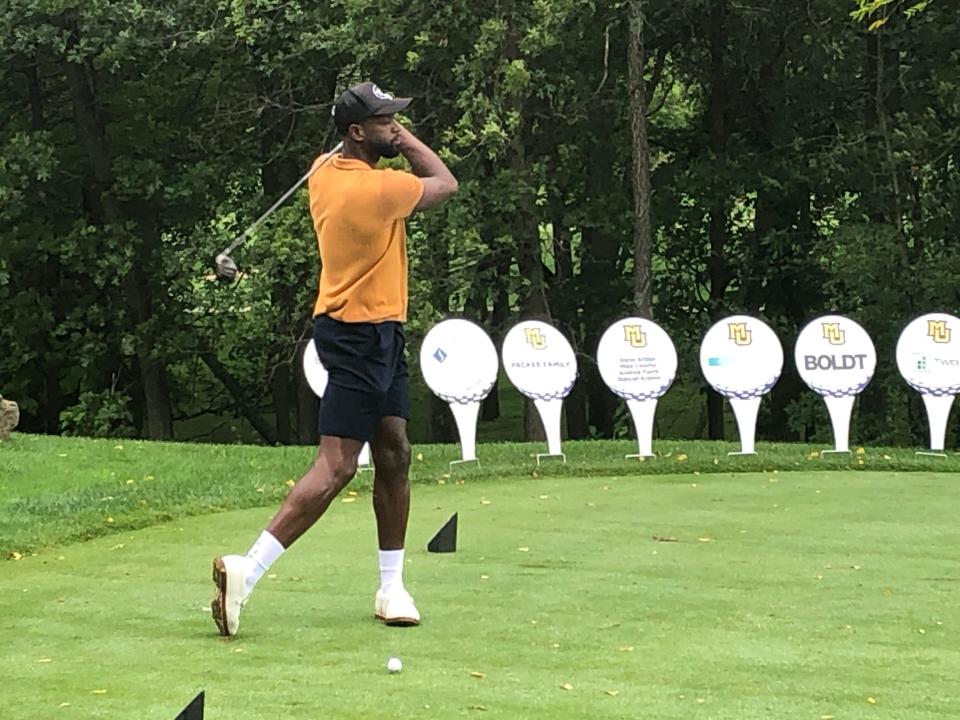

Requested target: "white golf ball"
[{"left": 387, "top": 657, "right": 402, "bottom": 673}]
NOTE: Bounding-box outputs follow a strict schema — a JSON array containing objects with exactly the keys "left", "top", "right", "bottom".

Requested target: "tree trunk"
[
  {"left": 201, "top": 351, "right": 278, "bottom": 445},
  {"left": 705, "top": 0, "right": 731, "bottom": 441},
  {"left": 62, "top": 21, "right": 172, "bottom": 439},
  {"left": 628, "top": 0, "right": 654, "bottom": 318}
]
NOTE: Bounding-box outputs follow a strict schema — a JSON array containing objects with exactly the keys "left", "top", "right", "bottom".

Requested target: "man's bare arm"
[{"left": 396, "top": 127, "right": 458, "bottom": 211}]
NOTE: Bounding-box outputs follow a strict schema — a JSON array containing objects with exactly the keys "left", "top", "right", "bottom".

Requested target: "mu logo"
[
  {"left": 727, "top": 322, "right": 752, "bottom": 346},
  {"left": 822, "top": 322, "right": 845, "bottom": 346},
  {"left": 623, "top": 325, "right": 647, "bottom": 348},
  {"left": 928, "top": 319, "right": 951, "bottom": 344},
  {"left": 524, "top": 327, "right": 547, "bottom": 350}
]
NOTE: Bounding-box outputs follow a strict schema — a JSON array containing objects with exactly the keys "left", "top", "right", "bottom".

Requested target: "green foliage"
[
  {"left": 59, "top": 391, "right": 136, "bottom": 439},
  {"left": 1, "top": 0, "right": 959, "bottom": 448}
]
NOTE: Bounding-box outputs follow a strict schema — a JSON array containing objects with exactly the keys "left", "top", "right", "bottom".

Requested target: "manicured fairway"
[{"left": 2, "top": 469, "right": 958, "bottom": 719}]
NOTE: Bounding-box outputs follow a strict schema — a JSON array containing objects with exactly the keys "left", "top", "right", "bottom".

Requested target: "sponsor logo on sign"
[
  {"left": 728, "top": 322, "right": 752, "bottom": 346},
  {"left": 433, "top": 348, "right": 447, "bottom": 363},
  {"left": 822, "top": 323, "right": 845, "bottom": 346},
  {"left": 525, "top": 327, "right": 547, "bottom": 350},
  {"left": 915, "top": 354, "right": 960, "bottom": 371},
  {"left": 928, "top": 320, "right": 951, "bottom": 344},
  {"left": 708, "top": 356, "right": 731, "bottom": 367},
  {"left": 803, "top": 354, "right": 868, "bottom": 371},
  {"left": 623, "top": 325, "right": 647, "bottom": 348}
]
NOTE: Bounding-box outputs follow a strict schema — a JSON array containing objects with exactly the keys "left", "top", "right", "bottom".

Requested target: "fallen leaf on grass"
[
  {"left": 36, "top": 658, "right": 52, "bottom": 663},
  {"left": 518, "top": 547, "right": 529, "bottom": 552},
  {"left": 341, "top": 497, "right": 356, "bottom": 503},
  {"left": 9, "top": 552, "right": 22, "bottom": 560},
  {"left": 652, "top": 536, "right": 677, "bottom": 543},
  {"left": 470, "top": 671, "right": 486, "bottom": 679},
  {"left": 469, "top": 705, "right": 488, "bottom": 711},
  {"left": 856, "top": 447, "right": 866, "bottom": 455},
  {"left": 416, "top": 453, "right": 424, "bottom": 461},
  {"left": 480, "top": 499, "right": 491, "bottom": 505},
  {"left": 286, "top": 479, "right": 295, "bottom": 487},
  {"left": 675, "top": 454, "right": 688, "bottom": 462},
  {"left": 91, "top": 689, "right": 107, "bottom": 695},
  {"left": 698, "top": 537, "right": 713, "bottom": 543},
  {"left": 605, "top": 689, "right": 619, "bottom": 696},
  {"left": 619, "top": 646, "right": 634, "bottom": 652},
  {"left": 867, "top": 697, "right": 877, "bottom": 704},
  {"left": 560, "top": 683, "right": 574, "bottom": 691}
]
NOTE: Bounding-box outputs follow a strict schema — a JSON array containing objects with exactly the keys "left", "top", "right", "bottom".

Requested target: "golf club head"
[{"left": 214, "top": 253, "right": 238, "bottom": 284}]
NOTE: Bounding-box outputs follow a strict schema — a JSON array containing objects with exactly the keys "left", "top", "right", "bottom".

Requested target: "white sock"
[
  {"left": 379, "top": 549, "right": 405, "bottom": 592},
  {"left": 245, "top": 531, "right": 285, "bottom": 594}
]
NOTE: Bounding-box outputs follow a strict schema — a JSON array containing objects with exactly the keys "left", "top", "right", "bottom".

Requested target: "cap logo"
[{"left": 371, "top": 84, "right": 393, "bottom": 101}]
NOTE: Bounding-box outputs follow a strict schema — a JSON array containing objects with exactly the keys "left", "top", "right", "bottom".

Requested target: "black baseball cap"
[{"left": 331, "top": 82, "right": 412, "bottom": 133}]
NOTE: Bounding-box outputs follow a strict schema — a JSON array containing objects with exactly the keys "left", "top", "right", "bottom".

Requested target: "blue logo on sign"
[
  {"left": 708, "top": 356, "right": 731, "bottom": 367},
  {"left": 433, "top": 348, "right": 447, "bottom": 363}
]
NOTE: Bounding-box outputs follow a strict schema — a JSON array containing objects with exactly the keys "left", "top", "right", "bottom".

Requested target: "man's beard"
[{"left": 371, "top": 137, "right": 400, "bottom": 159}]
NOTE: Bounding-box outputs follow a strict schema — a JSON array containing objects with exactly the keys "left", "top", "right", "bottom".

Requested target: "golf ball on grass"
[{"left": 387, "top": 657, "right": 402, "bottom": 673}]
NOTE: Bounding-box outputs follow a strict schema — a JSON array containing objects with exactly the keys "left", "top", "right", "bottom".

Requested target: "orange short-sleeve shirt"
[{"left": 308, "top": 154, "right": 424, "bottom": 323}]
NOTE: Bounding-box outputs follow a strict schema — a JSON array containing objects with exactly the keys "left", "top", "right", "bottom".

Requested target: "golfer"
[{"left": 211, "top": 81, "right": 458, "bottom": 636}]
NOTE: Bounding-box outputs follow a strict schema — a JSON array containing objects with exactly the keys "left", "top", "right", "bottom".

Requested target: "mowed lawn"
[{"left": 2, "top": 468, "right": 959, "bottom": 719}]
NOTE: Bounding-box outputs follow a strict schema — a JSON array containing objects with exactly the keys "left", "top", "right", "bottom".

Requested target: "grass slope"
[{"left": 2, "top": 433, "right": 959, "bottom": 556}]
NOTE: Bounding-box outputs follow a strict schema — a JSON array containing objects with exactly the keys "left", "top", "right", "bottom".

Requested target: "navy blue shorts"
[{"left": 313, "top": 315, "right": 410, "bottom": 443}]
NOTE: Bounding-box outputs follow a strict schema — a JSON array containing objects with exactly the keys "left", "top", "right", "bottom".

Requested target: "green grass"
[
  {"left": 2, "top": 433, "right": 959, "bottom": 557},
  {"left": 2, "top": 466, "right": 960, "bottom": 718}
]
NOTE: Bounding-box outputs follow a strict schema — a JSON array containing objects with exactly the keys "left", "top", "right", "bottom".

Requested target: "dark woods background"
[{"left": 1, "top": 0, "right": 957, "bottom": 446}]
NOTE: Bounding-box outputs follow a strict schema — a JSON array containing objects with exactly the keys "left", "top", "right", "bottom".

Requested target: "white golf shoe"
[
  {"left": 211, "top": 555, "right": 252, "bottom": 637},
  {"left": 375, "top": 585, "right": 421, "bottom": 626}
]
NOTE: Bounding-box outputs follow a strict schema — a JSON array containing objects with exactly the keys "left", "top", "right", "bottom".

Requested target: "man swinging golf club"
[{"left": 211, "top": 81, "right": 458, "bottom": 636}]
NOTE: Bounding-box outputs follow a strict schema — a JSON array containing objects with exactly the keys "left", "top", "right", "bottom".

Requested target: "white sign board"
[
  {"left": 597, "top": 318, "right": 677, "bottom": 402},
  {"left": 895, "top": 313, "right": 960, "bottom": 454},
  {"left": 794, "top": 315, "right": 876, "bottom": 454},
  {"left": 420, "top": 319, "right": 499, "bottom": 465},
  {"left": 420, "top": 319, "right": 499, "bottom": 404},
  {"left": 597, "top": 318, "right": 677, "bottom": 458},
  {"left": 502, "top": 320, "right": 577, "bottom": 461},
  {"left": 699, "top": 315, "right": 783, "bottom": 455},
  {"left": 302, "top": 340, "right": 371, "bottom": 467}
]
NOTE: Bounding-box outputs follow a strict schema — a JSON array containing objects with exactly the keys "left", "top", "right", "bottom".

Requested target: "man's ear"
[{"left": 348, "top": 123, "right": 365, "bottom": 142}]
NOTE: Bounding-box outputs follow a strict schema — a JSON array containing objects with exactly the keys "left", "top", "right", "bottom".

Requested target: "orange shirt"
[{"left": 308, "top": 154, "right": 424, "bottom": 322}]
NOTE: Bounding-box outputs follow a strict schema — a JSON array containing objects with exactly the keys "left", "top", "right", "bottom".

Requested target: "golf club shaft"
[{"left": 220, "top": 141, "right": 344, "bottom": 258}]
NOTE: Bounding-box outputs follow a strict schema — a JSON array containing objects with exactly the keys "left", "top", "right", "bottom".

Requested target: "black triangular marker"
[
  {"left": 427, "top": 513, "right": 457, "bottom": 553},
  {"left": 175, "top": 691, "right": 204, "bottom": 720}
]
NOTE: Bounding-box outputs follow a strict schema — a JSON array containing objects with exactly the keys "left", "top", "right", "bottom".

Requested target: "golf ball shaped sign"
[
  {"left": 302, "top": 339, "right": 329, "bottom": 398},
  {"left": 896, "top": 313, "right": 960, "bottom": 396},
  {"left": 419, "top": 319, "right": 499, "bottom": 404},
  {"left": 794, "top": 315, "right": 876, "bottom": 398},
  {"left": 699, "top": 315, "right": 783, "bottom": 400},
  {"left": 501, "top": 320, "right": 577, "bottom": 400},
  {"left": 597, "top": 318, "right": 677, "bottom": 401}
]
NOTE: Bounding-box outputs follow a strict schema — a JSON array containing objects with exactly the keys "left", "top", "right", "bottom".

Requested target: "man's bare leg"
[
  {"left": 370, "top": 416, "right": 419, "bottom": 625},
  {"left": 212, "top": 435, "right": 362, "bottom": 636}
]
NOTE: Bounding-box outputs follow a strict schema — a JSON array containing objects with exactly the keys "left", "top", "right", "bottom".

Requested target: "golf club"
[{"left": 214, "top": 141, "right": 344, "bottom": 283}]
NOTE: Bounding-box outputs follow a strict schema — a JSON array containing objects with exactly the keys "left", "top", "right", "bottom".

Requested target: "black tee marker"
[{"left": 427, "top": 513, "right": 458, "bottom": 553}]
